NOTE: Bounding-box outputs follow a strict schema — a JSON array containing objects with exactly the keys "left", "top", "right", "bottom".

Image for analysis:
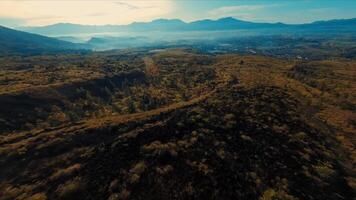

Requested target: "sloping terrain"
[
  {"left": 0, "top": 49, "right": 354, "bottom": 200},
  {"left": 0, "top": 26, "right": 85, "bottom": 55},
  {"left": 0, "top": 50, "right": 215, "bottom": 133}
]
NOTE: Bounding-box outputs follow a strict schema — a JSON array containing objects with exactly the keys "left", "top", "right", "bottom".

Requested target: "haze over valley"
[{"left": 16, "top": 17, "right": 356, "bottom": 51}]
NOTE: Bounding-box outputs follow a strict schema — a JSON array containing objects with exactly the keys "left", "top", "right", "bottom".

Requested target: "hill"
[
  {"left": 0, "top": 49, "right": 354, "bottom": 200},
  {"left": 0, "top": 25, "right": 86, "bottom": 55}
]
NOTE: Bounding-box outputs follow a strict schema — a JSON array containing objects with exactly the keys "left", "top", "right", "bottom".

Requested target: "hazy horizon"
[
  {"left": 12, "top": 16, "right": 356, "bottom": 28},
  {"left": 1, "top": 0, "right": 356, "bottom": 28}
]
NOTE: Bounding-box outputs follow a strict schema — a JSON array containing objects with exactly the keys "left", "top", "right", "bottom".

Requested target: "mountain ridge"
[{"left": 17, "top": 17, "right": 356, "bottom": 36}]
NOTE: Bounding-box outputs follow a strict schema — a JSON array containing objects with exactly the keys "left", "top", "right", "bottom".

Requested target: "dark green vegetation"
[{"left": 0, "top": 49, "right": 355, "bottom": 200}]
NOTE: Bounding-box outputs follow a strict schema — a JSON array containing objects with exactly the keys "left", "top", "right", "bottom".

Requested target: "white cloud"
[
  {"left": 209, "top": 5, "right": 264, "bottom": 16},
  {"left": 0, "top": 0, "right": 175, "bottom": 26},
  {"left": 208, "top": 4, "right": 279, "bottom": 20}
]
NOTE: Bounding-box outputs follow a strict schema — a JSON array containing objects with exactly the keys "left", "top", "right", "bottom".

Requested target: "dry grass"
[
  {"left": 55, "top": 177, "right": 85, "bottom": 199},
  {"left": 0, "top": 49, "right": 355, "bottom": 199},
  {"left": 50, "top": 163, "right": 82, "bottom": 181},
  {"left": 0, "top": 68, "right": 103, "bottom": 95}
]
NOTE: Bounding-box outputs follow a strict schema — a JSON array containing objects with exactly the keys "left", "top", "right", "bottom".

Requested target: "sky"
[{"left": 0, "top": 0, "right": 355, "bottom": 27}]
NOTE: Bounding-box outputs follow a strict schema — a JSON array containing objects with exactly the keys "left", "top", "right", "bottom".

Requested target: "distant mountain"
[
  {"left": 0, "top": 25, "right": 86, "bottom": 55},
  {"left": 129, "top": 19, "right": 186, "bottom": 31},
  {"left": 309, "top": 18, "right": 356, "bottom": 26},
  {"left": 21, "top": 23, "right": 120, "bottom": 35},
  {"left": 19, "top": 17, "right": 356, "bottom": 37},
  {"left": 11, "top": 17, "right": 356, "bottom": 52},
  {"left": 19, "top": 17, "right": 287, "bottom": 36},
  {"left": 188, "top": 17, "right": 287, "bottom": 30},
  {"left": 299, "top": 18, "right": 356, "bottom": 31}
]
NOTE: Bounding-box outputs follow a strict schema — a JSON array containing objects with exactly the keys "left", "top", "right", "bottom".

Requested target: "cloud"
[
  {"left": 209, "top": 5, "right": 265, "bottom": 16},
  {"left": 307, "top": 8, "right": 332, "bottom": 13},
  {"left": 85, "top": 13, "right": 108, "bottom": 17},
  {"left": 0, "top": 0, "right": 175, "bottom": 26},
  {"left": 208, "top": 4, "right": 280, "bottom": 20},
  {"left": 114, "top": 2, "right": 140, "bottom": 10}
]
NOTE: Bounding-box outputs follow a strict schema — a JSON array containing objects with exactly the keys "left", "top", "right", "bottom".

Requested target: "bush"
[
  {"left": 50, "top": 164, "right": 81, "bottom": 181},
  {"left": 128, "top": 161, "right": 147, "bottom": 184},
  {"left": 25, "top": 193, "right": 47, "bottom": 200},
  {"left": 55, "top": 177, "right": 85, "bottom": 199},
  {"left": 260, "top": 188, "right": 299, "bottom": 200}
]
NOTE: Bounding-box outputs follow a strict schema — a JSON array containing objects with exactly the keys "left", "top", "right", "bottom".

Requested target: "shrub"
[
  {"left": 259, "top": 188, "right": 298, "bottom": 200},
  {"left": 142, "top": 141, "right": 178, "bottom": 156},
  {"left": 156, "top": 165, "right": 174, "bottom": 175},
  {"left": 313, "top": 162, "right": 335, "bottom": 179},
  {"left": 55, "top": 177, "right": 85, "bottom": 199},
  {"left": 50, "top": 164, "right": 81, "bottom": 181},
  {"left": 25, "top": 193, "right": 47, "bottom": 200},
  {"left": 128, "top": 161, "right": 147, "bottom": 184}
]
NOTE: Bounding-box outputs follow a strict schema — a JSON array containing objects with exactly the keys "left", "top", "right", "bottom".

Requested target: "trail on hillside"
[{"left": 0, "top": 89, "right": 215, "bottom": 159}]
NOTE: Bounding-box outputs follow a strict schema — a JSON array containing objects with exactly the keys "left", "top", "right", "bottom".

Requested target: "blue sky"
[
  {"left": 0, "top": 0, "right": 355, "bottom": 27},
  {"left": 174, "top": 0, "right": 356, "bottom": 23}
]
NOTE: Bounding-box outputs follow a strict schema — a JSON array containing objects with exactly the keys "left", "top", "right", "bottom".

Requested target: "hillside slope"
[
  {"left": 0, "top": 26, "right": 85, "bottom": 55},
  {"left": 0, "top": 50, "right": 354, "bottom": 200}
]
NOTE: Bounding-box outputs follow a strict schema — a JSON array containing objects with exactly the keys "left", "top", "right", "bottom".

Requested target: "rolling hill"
[
  {"left": 0, "top": 49, "right": 354, "bottom": 200},
  {"left": 0, "top": 25, "right": 86, "bottom": 55}
]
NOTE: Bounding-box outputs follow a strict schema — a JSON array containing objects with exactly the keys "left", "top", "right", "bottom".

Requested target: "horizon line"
[{"left": 13, "top": 16, "right": 356, "bottom": 28}]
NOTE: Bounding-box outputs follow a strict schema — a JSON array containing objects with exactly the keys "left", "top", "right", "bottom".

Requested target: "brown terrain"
[{"left": 0, "top": 49, "right": 355, "bottom": 200}]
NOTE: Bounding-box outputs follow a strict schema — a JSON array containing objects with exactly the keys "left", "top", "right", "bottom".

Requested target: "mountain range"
[
  {"left": 19, "top": 17, "right": 356, "bottom": 36},
  {"left": 1, "top": 17, "right": 356, "bottom": 55}
]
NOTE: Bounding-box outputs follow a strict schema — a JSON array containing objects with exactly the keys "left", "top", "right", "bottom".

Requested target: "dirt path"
[{"left": 0, "top": 89, "right": 215, "bottom": 157}]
